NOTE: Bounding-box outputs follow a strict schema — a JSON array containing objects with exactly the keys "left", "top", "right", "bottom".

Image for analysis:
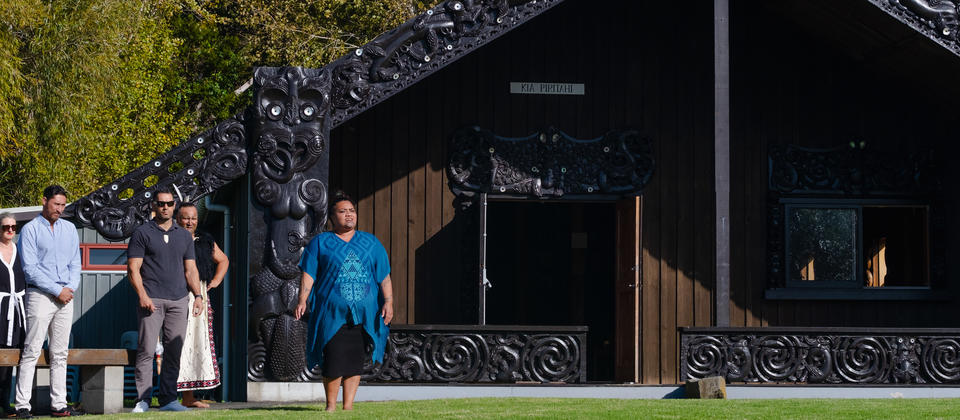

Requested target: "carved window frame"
[{"left": 765, "top": 144, "right": 945, "bottom": 301}]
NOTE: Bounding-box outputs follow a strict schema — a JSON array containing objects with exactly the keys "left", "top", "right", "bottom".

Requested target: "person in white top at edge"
[
  {"left": 14, "top": 185, "right": 83, "bottom": 418},
  {"left": 0, "top": 213, "right": 26, "bottom": 417}
]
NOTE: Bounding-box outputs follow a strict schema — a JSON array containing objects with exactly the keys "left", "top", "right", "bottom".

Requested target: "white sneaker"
[
  {"left": 158, "top": 401, "right": 190, "bottom": 412},
  {"left": 131, "top": 400, "right": 149, "bottom": 413}
]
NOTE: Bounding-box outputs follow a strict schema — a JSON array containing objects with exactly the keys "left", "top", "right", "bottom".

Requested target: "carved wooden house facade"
[{"left": 62, "top": 0, "right": 960, "bottom": 398}]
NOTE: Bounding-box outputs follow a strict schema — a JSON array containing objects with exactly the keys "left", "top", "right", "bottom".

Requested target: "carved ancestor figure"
[{"left": 247, "top": 67, "right": 330, "bottom": 381}]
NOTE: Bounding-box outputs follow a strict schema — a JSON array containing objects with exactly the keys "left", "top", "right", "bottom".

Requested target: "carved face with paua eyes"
[{"left": 252, "top": 67, "right": 329, "bottom": 201}]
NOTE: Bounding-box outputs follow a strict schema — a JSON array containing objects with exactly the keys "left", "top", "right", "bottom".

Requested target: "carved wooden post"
[{"left": 246, "top": 67, "right": 331, "bottom": 381}]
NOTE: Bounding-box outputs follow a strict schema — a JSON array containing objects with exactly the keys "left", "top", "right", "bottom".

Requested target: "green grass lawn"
[{"left": 94, "top": 398, "right": 960, "bottom": 419}]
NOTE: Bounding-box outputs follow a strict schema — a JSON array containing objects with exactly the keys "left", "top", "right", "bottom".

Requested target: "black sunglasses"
[
  {"left": 155, "top": 200, "right": 176, "bottom": 208},
  {"left": 1, "top": 225, "right": 15, "bottom": 232}
]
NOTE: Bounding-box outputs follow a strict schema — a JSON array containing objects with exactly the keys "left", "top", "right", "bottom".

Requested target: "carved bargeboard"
[
  {"left": 869, "top": 0, "right": 960, "bottom": 58},
  {"left": 328, "top": 0, "right": 565, "bottom": 128},
  {"left": 64, "top": 116, "right": 248, "bottom": 240}
]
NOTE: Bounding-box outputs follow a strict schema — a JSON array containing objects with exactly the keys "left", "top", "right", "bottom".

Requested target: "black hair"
[
  {"left": 42, "top": 185, "right": 68, "bottom": 200},
  {"left": 179, "top": 202, "right": 197, "bottom": 210},
  {"left": 329, "top": 190, "right": 357, "bottom": 214},
  {"left": 153, "top": 187, "right": 175, "bottom": 201}
]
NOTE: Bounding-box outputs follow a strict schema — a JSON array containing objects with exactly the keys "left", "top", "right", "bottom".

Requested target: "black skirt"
[{"left": 323, "top": 323, "right": 364, "bottom": 378}]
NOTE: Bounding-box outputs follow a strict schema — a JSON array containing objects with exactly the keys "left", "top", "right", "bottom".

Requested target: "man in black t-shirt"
[{"left": 126, "top": 190, "right": 204, "bottom": 413}]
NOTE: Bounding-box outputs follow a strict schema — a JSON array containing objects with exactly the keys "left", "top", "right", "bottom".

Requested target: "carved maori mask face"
[{"left": 254, "top": 68, "right": 329, "bottom": 184}]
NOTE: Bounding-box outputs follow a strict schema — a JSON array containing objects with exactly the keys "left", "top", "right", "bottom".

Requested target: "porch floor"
[{"left": 246, "top": 382, "right": 960, "bottom": 401}]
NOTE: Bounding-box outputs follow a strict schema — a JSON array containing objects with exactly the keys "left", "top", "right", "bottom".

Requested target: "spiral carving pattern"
[
  {"left": 923, "top": 338, "right": 960, "bottom": 383},
  {"left": 523, "top": 336, "right": 581, "bottom": 383},
  {"left": 247, "top": 342, "right": 268, "bottom": 381},
  {"left": 682, "top": 336, "right": 725, "bottom": 379},
  {"left": 247, "top": 328, "right": 587, "bottom": 383},
  {"left": 835, "top": 337, "right": 891, "bottom": 383},
  {"left": 299, "top": 364, "right": 324, "bottom": 381},
  {"left": 754, "top": 336, "right": 801, "bottom": 382},
  {"left": 203, "top": 145, "right": 247, "bottom": 188},
  {"left": 427, "top": 334, "right": 487, "bottom": 382},
  {"left": 244, "top": 329, "right": 590, "bottom": 384},
  {"left": 299, "top": 178, "right": 328, "bottom": 206},
  {"left": 682, "top": 331, "right": 960, "bottom": 385},
  {"left": 254, "top": 179, "right": 281, "bottom": 206}
]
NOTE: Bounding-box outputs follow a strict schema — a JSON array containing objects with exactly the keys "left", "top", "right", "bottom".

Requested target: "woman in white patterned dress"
[{"left": 175, "top": 203, "right": 229, "bottom": 408}]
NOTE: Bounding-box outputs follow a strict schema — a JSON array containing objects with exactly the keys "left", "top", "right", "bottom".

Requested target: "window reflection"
[{"left": 788, "top": 208, "right": 857, "bottom": 284}]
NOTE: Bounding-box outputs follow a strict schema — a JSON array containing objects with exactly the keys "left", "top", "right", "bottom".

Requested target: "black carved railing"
[
  {"left": 248, "top": 325, "right": 587, "bottom": 383},
  {"left": 681, "top": 327, "right": 960, "bottom": 384}
]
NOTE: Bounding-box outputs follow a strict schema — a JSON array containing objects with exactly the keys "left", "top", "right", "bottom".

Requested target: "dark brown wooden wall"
[
  {"left": 729, "top": 2, "right": 960, "bottom": 329},
  {"left": 329, "top": 0, "right": 715, "bottom": 384},
  {"left": 326, "top": 0, "right": 960, "bottom": 384}
]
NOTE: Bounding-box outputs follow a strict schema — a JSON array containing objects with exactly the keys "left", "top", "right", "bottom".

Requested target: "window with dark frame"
[
  {"left": 766, "top": 143, "right": 941, "bottom": 299},
  {"left": 784, "top": 201, "right": 929, "bottom": 289}
]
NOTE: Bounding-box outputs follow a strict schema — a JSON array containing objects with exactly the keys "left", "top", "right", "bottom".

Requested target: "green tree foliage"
[{"left": 0, "top": 0, "right": 437, "bottom": 207}]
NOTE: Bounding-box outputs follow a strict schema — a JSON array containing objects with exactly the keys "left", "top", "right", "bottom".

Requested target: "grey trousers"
[
  {"left": 135, "top": 295, "right": 189, "bottom": 406},
  {"left": 15, "top": 288, "right": 73, "bottom": 411}
]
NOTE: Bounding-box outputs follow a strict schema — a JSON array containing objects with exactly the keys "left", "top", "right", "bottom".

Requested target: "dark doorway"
[{"left": 485, "top": 201, "right": 616, "bottom": 382}]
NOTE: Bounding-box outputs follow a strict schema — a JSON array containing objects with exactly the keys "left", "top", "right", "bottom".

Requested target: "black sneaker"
[
  {"left": 13, "top": 409, "right": 30, "bottom": 419},
  {"left": 50, "top": 405, "right": 85, "bottom": 417}
]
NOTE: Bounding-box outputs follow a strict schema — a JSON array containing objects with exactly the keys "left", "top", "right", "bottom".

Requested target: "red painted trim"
[{"left": 80, "top": 243, "right": 128, "bottom": 271}]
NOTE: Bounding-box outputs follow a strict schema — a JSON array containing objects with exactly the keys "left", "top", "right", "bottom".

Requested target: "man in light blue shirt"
[{"left": 14, "top": 185, "right": 82, "bottom": 418}]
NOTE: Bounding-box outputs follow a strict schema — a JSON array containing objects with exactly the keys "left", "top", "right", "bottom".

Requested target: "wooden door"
[{"left": 614, "top": 196, "right": 642, "bottom": 382}]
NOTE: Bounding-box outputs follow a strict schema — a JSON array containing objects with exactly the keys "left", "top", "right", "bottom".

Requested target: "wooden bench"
[{"left": 0, "top": 349, "right": 133, "bottom": 414}]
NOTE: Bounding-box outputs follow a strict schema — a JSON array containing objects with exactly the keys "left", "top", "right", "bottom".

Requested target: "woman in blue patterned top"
[{"left": 294, "top": 191, "right": 393, "bottom": 412}]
